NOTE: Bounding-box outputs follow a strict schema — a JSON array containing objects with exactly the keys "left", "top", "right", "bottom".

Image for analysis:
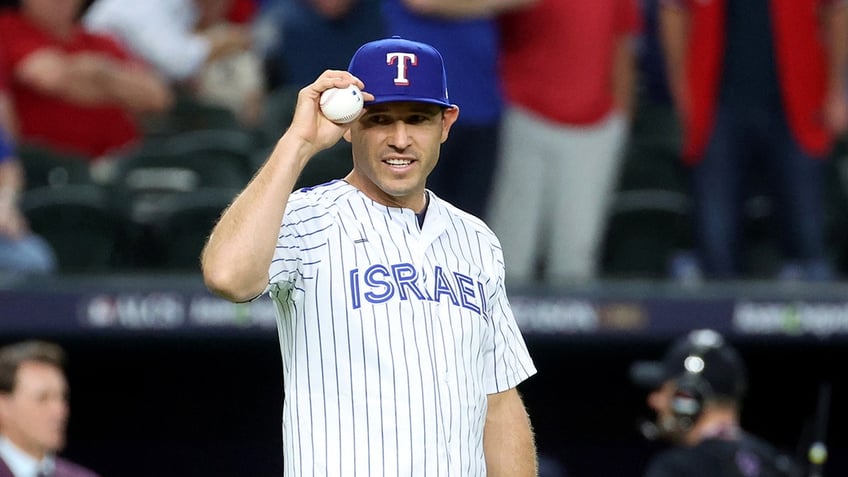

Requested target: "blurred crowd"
[{"left": 1, "top": 0, "right": 848, "bottom": 284}]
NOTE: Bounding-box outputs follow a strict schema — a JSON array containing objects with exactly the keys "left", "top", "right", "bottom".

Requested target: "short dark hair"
[{"left": 0, "top": 340, "right": 66, "bottom": 394}]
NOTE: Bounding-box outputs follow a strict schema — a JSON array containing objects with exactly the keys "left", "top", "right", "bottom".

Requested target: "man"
[
  {"left": 381, "top": 0, "right": 534, "bottom": 219},
  {"left": 0, "top": 340, "right": 99, "bottom": 477},
  {"left": 659, "top": 0, "right": 848, "bottom": 280},
  {"left": 0, "top": 0, "right": 172, "bottom": 160},
  {"left": 630, "top": 329, "right": 801, "bottom": 477},
  {"left": 486, "top": 0, "right": 641, "bottom": 283},
  {"left": 202, "top": 37, "right": 538, "bottom": 476},
  {"left": 83, "top": 0, "right": 263, "bottom": 127}
]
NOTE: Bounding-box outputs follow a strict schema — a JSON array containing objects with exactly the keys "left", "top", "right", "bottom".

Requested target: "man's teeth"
[{"left": 386, "top": 159, "right": 411, "bottom": 166}]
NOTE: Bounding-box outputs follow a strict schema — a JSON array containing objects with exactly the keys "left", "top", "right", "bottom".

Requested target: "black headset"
[
  {"left": 670, "top": 353, "right": 714, "bottom": 430},
  {"left": 669, "top": 330, "right": 742, "bottom": 432}
]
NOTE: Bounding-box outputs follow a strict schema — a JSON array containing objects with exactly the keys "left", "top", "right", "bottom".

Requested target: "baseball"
[{"left": 319, "top": 84, "right": 364, "bottom": 124}]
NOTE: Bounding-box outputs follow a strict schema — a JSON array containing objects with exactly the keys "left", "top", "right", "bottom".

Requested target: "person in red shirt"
[
  {"left": 660, "top": 0, "right": 848, "bottom": 280},
  {"left": 0, "top": 0, "right": 172, "bottom": 161},
  {"left": 487, "top": 0, "right": 642, "bottom": 284}
]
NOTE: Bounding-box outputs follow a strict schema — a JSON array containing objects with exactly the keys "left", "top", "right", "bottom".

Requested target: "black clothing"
[{"left": 645, "top": 432, "right": 801, "bottom": 477}]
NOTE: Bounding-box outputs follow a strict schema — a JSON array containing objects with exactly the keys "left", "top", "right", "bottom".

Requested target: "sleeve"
[
  {"left": 0, "top": 46, "right": 12, "bottom": 162},
  {"left": 83, "top": 3, "right": 209, "bottom": 81},
  {"left": 0, "top": 127, "right": 13, "bottom": 162},
  {"left": 267, "top": 196, "right": 309, "bottom": 293},
  {"left": 618, "top": 0, "right": 644, "bottom": 35},
  {"left": 0, "top": 50, "right": 7, "bottom": 92},
  {"left": 268, "top": 219, "right": 301, "bottom": 291},
  {"left": 0, "top": 14, "right": 50, "bottom": 69},
  {"left": 483, "top": 239, "right": 537, "bottom": 394}
]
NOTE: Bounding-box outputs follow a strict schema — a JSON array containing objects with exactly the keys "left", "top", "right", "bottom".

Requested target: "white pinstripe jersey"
[{"left": 267, "top": 180, "right": 537, "bottom": 477}]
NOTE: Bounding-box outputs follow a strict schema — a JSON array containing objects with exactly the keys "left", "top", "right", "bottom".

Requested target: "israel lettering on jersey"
[{"left": 266, "top": 180, "right": 536, "bottom": 477}]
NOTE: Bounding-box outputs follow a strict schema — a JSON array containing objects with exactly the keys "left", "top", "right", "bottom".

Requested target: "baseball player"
[{"left": 202, "top": 37, "right": 538, "bottom": 476}]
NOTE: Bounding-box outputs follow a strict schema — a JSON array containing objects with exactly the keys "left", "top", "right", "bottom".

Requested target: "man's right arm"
[
  {"left": 201, "top": 71, "right": 367, "bottom": 303},
  {"left": 200, "top": 133, "right": 315, "bottom": 302}
]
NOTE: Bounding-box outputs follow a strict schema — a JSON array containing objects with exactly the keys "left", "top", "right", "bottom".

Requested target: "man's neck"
[{"left": 0, "top": 436, "right": 48, "bottom": 477}]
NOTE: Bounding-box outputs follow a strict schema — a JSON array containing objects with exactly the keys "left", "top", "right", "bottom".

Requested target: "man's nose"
[{"left": 388, "top": 121, "right": 412, "bottom": 149}]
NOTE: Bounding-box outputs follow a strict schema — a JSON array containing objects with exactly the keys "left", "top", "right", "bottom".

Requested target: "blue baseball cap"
[{"left": 348, "top": 36, "right": 452, "bottom": 108}]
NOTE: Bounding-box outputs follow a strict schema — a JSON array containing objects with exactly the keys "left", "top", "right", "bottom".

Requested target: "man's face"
[
  {"left": 344, "top": 101, "right": 458, "bottom": 209},
  {"left": 0, "top": 361, "right": 69, "bottom": 459}
]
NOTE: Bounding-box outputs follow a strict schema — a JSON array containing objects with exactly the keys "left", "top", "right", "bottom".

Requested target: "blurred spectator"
[
  {"left": 634, "top": 0, "right": 681, "bottom": 141},
  {"left": 0, "top": 52, "right": 59, "bottom": 276},
  {"left": 0, "top": 340, "right": 100, "bottom": 477},
  {"left": 0, "top": 56, "right": 16, "bottom": 137},
  {"left": 660, "top": 0, "right": 848, "bottom": 280},
  {"left": 0, "top": 126, "right": 56, "bottom": 276},
  {"left": 252, "top": 0, "right": 383, "bottom": 184},
  {"left": 637, "top": 0, "right": 673, "bottom": 107},
  {"left": 0, "top": 0, "right": 172, "bottom": 163},
  {"left": 486, "top": 0, "right": 642, "bottom": 284},
  {"left": 629, "top": 329, "right": 802, "bottom": 477},
  {"left": 83, "top": 0, "right": 264, "bottom": 127},
  {"left": 258, "top": 0, "right": 384, "bottom": 90},
  {"left": 225, "top": 0, "right": 259, "bottom": 23},
  {"left": 382, "top": 0, "right": 519, "bottom": 218}
]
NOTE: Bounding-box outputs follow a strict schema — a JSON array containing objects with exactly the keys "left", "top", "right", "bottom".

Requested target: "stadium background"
[
  {"left": 2, "top": 277, "right": 846, "bottom": 477},
  {"left": 2, "top": 0, "right": 847, "bottom": 474}
]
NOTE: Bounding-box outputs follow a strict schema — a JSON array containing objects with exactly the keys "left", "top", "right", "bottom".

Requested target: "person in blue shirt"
[
  {"left": 381, "top": 0, "right": 526, "bottom": 218},
  {"left": 0, "top": 127, "right": 56, "bottom": 275}
]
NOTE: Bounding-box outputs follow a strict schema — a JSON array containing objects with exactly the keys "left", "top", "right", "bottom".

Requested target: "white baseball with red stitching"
[{"left": 319, "top": 85, "right": 364, "bottom": 124}]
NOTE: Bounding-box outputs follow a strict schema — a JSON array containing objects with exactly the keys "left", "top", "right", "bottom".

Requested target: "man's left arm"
[{"left": 484, "top": 388, "right": 537, "bottom": 477}]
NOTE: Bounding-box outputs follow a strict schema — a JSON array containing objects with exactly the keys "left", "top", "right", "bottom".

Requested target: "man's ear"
[
  {"left": 441, "top": 105, "right": 460, "bottom": 143},
  {"left": 343, "top": 129, "right": 352, "bottom": 143}
]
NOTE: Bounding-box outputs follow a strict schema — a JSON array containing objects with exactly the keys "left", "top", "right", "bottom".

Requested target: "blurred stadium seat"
[
  {"left": 21, "top": 184, "right": 126, "bottom": 273},
  {"left": 295, "top": 141, "right": 352, "bottom": 189},
  {"left": 107, "top": 131, "right": 257, "bottom": 270},
  {"left": 255, "top": 86, "right": 298, "bottom": 148},
  {"left": 601, "top": 188, "right": 692, "bottom": 278},
  {"left": 18, "top": 144, "right": 94, "bottom": 190},
  {"left": 253, "top": 86, "right": 352, "bottom": 187},
  {"left": 142, "top": 93, "right": 242, "bottom": 137},
  {"left": 152, "top": 187, "right": 240, "bottom": 271},
  {"left": 825, "top": 138, "right": 848, "bottom": 275},
  {"left": 110, "top": 130, "right": 254, "bottom": 224},
  {"left": 617, "top": 139, "right": 687, "bottom": 193}
]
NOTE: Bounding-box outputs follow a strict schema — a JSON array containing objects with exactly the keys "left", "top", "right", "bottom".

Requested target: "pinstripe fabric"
[{"left": 267, "top": 180, "right": 536, "bottom": 477}]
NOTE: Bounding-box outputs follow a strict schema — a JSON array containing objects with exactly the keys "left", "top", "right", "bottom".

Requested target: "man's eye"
[{"left": 367, "top": 115, "right": 392, "bottom": 125}]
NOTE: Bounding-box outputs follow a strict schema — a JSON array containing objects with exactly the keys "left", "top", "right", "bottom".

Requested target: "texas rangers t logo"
[{"left": 386, "top": 52, "right": 417, "bottom": 86}]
